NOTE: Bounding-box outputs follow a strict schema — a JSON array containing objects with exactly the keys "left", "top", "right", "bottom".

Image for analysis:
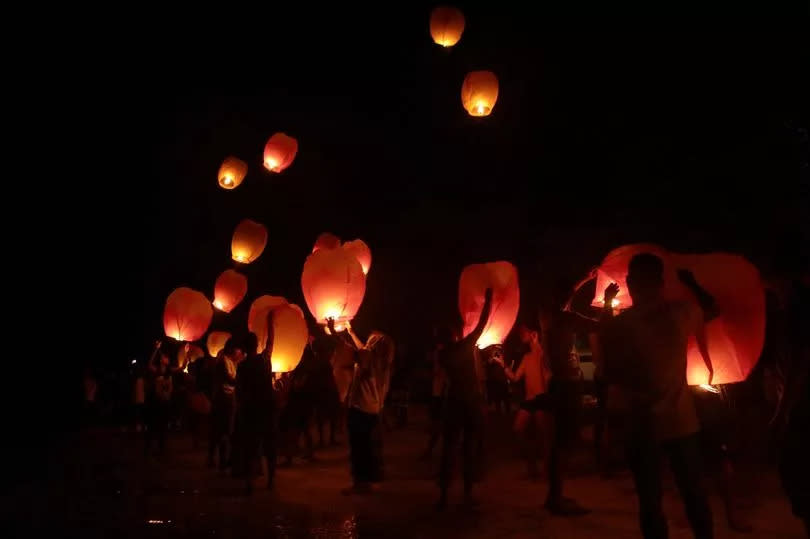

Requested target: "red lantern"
[
  {"left": 217, "top": 156, "right": 247, "bottom": 190},
  {"left": 343, "top": 239, "right": 372, "bottom": 275},
  {"left": 213, "top": 269, "right": 247, "bottom": 312},
  {"left": 312, "top": 232, "right": 341, "bottom": 253},
  {"left": 590, "top": 244, "right": 766, "bottom": 385},
  {"left": 248, "top": 295, "right": 288, "bottom": 352},
  {"left": 263, "top": 132, "right": 298, "bottom": 173},
  {"left": 231, "top": 219, "right": 268, "bottom": 264},
  {"left": 163, "top": 287, "right": 213, "bottom": 342},
  {"left": 269, "top": 304, "right": 308, "bottom": 373},
  {"left": 430, "top": 6, "right": 465, "bottom": 47},
  {"left": 461, "top": 71, "right": 499, "bottom": 117},
  {"left": 207, "top": 331, "right": 232, "bottom": 357},
  {"left": 301, "top": 246, "right": 366, "bottom": 329},
  {"left": 458, "top": 261, "right": 520, "bottom": 348}
]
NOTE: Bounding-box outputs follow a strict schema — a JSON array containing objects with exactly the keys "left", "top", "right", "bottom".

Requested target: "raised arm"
[
  {"left": 345, "top": 321, "right": 365, "bottom": 350},
  {"left": 693, "top": 309, "right": 714, "bottom": 385},
  {"left": 678, "top": 269, "right": 719, "bottom": 322},
  {"left": 468, "top": 288, "right": 494, "bottom": 345}
]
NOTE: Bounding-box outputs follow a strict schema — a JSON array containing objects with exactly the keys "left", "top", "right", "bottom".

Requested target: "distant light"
[
  {"left": 699, "top": 384, "right": 720, "bottom": 394},
  {"left": 147, "top": 519, "right": 171, "bottom": 525},
  {"left": 131, "top": 359, "right": 137, "bottom": 365}
]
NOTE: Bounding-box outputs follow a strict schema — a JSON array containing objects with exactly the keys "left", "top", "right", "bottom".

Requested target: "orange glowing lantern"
[
  {"left": 461, "top": 70, "right": 499, "bottom": 117},
  {"left": 590, "top": 244, "right": 766, "bottom": 385},
  {"left": 430, "top": 6, "right": 465, "bottom": 47},
  {"left": 459, "top": 261, "right": 520, "bottom": 348},
  {"left": 263, "top": 132, "right": 298, "bottom": 173},
  {"left": 269, "top": 304, "right": 308, "bottom": 373},
  {"left": 248, "top": 295, "right": 289, "bottom": 352},
  {"left": 231, "top": 219, "right": 267, "bottom": 264},
  {"left": 207, "top": 331, "right": 232, "bottom": 357},
  {"left": 343, "top": 239, "right": 372, "bottom": 275},
  {"left": 301, "top": 246, "right": 366, "bottom": 330},
  {"left": 217, "top": 156, "right": 247, "bottom": 190},
  {"left": 312, "top": 232, "right": 341, "bottom": 253},
  {"left": 213, "top": 269, "right": 247, "bottom": 312},
  {"left": 163, "top": 287, "right": 213, "bottom": 342}
]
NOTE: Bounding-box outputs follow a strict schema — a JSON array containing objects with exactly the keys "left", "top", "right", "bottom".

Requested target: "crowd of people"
[{"left": 83, "top": 252, "right": 809, "bottom": 538}]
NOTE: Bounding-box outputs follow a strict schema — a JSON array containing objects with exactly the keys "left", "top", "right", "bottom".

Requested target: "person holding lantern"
[
  {"left": 208, "top": 338, "right": 244, "bottom": 470},
  {"left": 326, "top": 318, "right": 395, "bottom": 495},
  {"left": 600, "top": 253, "right": 716, "bottom": 539},
  {"left": 437, "top": 287, "right": 493, "bottom": 511}
]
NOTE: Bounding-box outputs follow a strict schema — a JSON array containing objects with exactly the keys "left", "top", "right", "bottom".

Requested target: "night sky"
[{"left": 96, "top": 7, "right": 808, "bottom": 365}]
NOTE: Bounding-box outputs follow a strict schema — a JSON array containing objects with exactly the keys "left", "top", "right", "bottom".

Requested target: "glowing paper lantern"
[
  {"left": 430, "top": 6, "right": 465, "bottom": 47},
  {"left": 217, "top": 156, "right": 247, "bottom": 190},
  {"left": 269, "top": 304, "right": 308, "bottom": 373},
  {"left": 312, "top": 232, "right": 341, "bottom": 253},
  {"left": 459, "top": 261, "right": 520, "bottom": 348},
  {"left": 263, "top": 132, "right": 298, "bottom": 173},
  {"left": 343, "top": 239, "right": 372, "bottom": 275},
  {"left": 590, "top": 244, "right": 766, "bottom": 385},
  {"left": 163, "top": 287, "right": 213, "bottom": 342},
  {"left": 231, "top": 219, "right": 267, "bottom": 264},
  {"left": 248, "top": 295, "right": 289, "bottom": 352},
  {"left": 461, "top": 71, "right": 499, "bottom": 117},
  {"left": 301, "top": 246, "right": 366, "bottom": 329},
  {"left": 207, "top": 331, "right": 232, "bottom": 357},
  {"left": 213, "top": 269, "right": 247, "bottom": 312}
]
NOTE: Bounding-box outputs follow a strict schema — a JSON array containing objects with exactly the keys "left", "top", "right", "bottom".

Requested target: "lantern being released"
[
  {"left": 301, "top": 246, "right": 366, "bottom": 330},
  {"left": 459, "top": 261, "right": 520, "bottom": 348},
  {"left": 343, "top": 239, "right": 372, "bottom": 275},
  {"left": 217, "top": 156, "right": 247, "bottom": 190},
  {"left": 213, "top": 269, "right": 247, "bottom": 312},
  {"left": 207, "top": 331, "right": 232, "bottom": 357},
  {"left": 269, "top": 304, "right": 308, "bottom": 373},
  {"left": 590, "top": 244, "right": 766, "bottom": 385},
  {"left": 263, "top": 132, "right": 298, "bottom": 173},
  {"left": 248, "top": 295, "right": 289, "bottom": 352},
  {"left": 430, "top": 6, "right": 465, "bottom": 47},
  {"left": 312, "top": 232, "right": 342, "bottom": 253},
  {"left": 177, "top": 343, "right": 204, "bottom": 371},
  {"left": 461, "top": 70, "right": 499, "bottom": 117},
  {"left": 163, "top": 287, "right": 213, "bottom": 342},
  {"left": 231, "top": 219, "right": 268, "bottom": 264}
]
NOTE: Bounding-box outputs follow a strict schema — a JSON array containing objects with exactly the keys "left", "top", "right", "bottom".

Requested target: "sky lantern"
[
  {"left": 312, "top": 232, "right": 342, "bottom": 253},
  {"left": 207, "top": 331, "right": 232, "bottom": 357},
  {"left": 213, "top": 269, "right": 247, "bottom": 312},
  {"left": 248, "top": 295, "right": 289, "bottom": 352},
  {"left": 163, "top": 287, "right": 213, "bottom": 342},
  {"left": 590, "top": 244, "right": 766, "bottom": 385},
  {"left": 231, "top": 219, "right": 267, "bottom": 264},
  {"left": 301, "top": 246, "right": 366, "bottom": 331},
  {"left": 461, "top": 70, "right": 499, "bottom": 117},
  {"left": 263, "top": 132, "right": 298, "bottom": 173},
  {"left": 343, "top": 239, "right": 372, "bottom": 275},
  {"left": 269, "top": 303, "right": 308, "bottom": 373},
  {"left": 459, "top": 261, "right": 520, "bottom": 348},
  {"left": 217, "top": 156, "right": 247, "bottom": 190},
  {"left": 430, "top": 6, "right": 465, "bottom": 47}
]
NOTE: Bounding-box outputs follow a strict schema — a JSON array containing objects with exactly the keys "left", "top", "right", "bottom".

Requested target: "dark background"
[{"left": 84, "top": 5, "right": 808, "bottom": 370}]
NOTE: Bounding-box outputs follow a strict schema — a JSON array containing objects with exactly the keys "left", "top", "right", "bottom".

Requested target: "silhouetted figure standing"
[
  {"left": 601, "top": 254, "right": 715, "bottom": 539},
  {"left": 208, "top": 338, "right": 243, "bottom": 469},
  {"left": 145, "top": 344, "right": 173, "bottom": 456},
  {"left": 437, "top": 288, "right": 492, "bottom": 510}
]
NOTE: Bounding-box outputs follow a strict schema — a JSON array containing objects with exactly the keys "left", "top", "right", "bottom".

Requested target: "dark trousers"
[
  {"left": 209, "top": 395, "right": 234, "bottom": 467},
  {"left": 627, "top": 432, "right": 713, "bottom": 539},
  {"left": 547, "top": 379, "right": 582, "bottom": 503},
  {"left": 145, "top": 402, "right": 169, "bottom": 455},
  {"left": 439, "top": 401, "right": 484, "bottom": 493},
  {"left": 347, "top": 408, "right": 383, "bottom": 483}
]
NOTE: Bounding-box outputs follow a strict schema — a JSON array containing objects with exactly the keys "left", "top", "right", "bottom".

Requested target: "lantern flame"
[
  {"left": 265, "top": 158, "right": 279, "bottom": 171},
  {"left": 699, "top": 384, "right": 720, "bottom": 394}
]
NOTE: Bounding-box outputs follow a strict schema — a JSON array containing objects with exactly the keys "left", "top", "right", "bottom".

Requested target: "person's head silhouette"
[{"left": 627, "top": 253, "right": 665, "bottom": 306}]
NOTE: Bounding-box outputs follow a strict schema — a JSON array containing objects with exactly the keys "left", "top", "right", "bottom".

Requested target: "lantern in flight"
[
  {"left": 263, "top": 132, "right": 298, "bottom": 173},
  {"left": 458, "top": 261, "right": 520, "bottom": 348},
  {"left": 163, "top": 287, "right": 213, "bottom": 342},
  {"left": 248, "top": 295, "right": 289, "bottom": 352},
  {"left": 213, "top": 269, "right": 247, "bottom": 312},
  {"left": 312, "top": 232, "right": 341, "bottom": 253},
  {"left": 207, "top": 330, "right": 232, "bottom": 357},
  {"left": 301, "top": 246, "right": 366, "bottom": 330},
  {"left": 231, "top": 219, "right": 267, "bottom": 264},
  {"left": 343, "top": 239, "right": 372, "bottom": 275},
  {"left": 269, "top": 304, "right": 308, "bottom": 373},
  {"left": 461, "top": 71, "right": 499, "bottom": 117},
  {"left": 589, "top": 244, "right": 766, "bottom": 385},
  {"left": 217, "top": 156, "right": 247, "bottom": 190},
  {"left": 430, "top": 6, "right": 465, "bottom": 47}
]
